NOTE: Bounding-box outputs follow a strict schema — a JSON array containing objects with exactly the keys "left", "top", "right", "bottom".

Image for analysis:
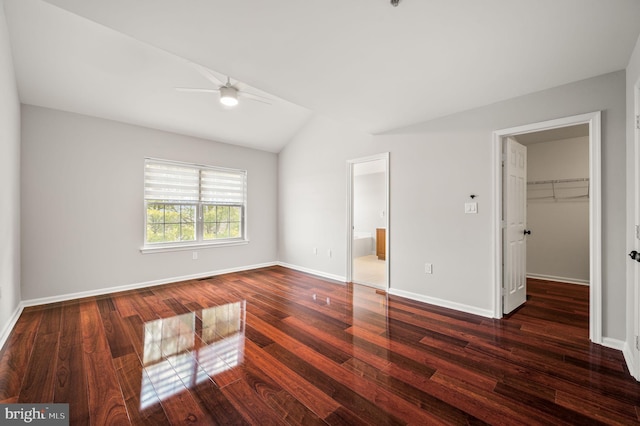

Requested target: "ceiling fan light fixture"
[{"left": 219, "top": 86, "right": 239, "bottom": 107}]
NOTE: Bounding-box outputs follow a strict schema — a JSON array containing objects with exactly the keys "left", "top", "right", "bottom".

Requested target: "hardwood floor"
[{"left": 1, "top": 268, "right": 639, "bottom": 425}]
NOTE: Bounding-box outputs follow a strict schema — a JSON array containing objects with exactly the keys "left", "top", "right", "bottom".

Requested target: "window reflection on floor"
[{"left": 140, "top": 301, "right": 246, "bottom": 409}]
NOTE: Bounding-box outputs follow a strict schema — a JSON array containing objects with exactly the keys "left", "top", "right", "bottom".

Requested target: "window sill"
[{"left": 140, "top": 239, "right": 249, "bottom": 254}]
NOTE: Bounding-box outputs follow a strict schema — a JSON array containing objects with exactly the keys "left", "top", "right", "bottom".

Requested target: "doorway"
[
  {"left": 347, "top": 153, "right": 390, "bottom": 290},
  {"left": 493, "top": 112, "right": 602, "bottom": 343}
]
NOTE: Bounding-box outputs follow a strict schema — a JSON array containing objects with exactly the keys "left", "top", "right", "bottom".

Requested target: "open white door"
[{"left": 503, "top": 137, "right": 528, "bottom": 314}]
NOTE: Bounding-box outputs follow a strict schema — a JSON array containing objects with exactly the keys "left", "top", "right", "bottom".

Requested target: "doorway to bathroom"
[{"left": 347, "top": 153, "right": 389, "bottom": 290}]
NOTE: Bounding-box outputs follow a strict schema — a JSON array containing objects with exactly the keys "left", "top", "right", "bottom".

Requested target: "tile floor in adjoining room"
[{"left": 353, "top": 254, "right": 386, "bottom": 288}]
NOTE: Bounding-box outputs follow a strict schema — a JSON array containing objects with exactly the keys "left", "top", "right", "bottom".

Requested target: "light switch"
[{"left": 465, "top": 202, "right": 478, "bottom": 214}]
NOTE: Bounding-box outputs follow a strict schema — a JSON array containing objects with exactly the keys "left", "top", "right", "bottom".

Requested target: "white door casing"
[
  {"left": 492, "top": 111, "right": 601, "bottom": 343},
  {"left": 503, "top": 138, "right": 528, "bottom": 314},
  {"left": 635, "top": 84, "right": 640, "bottom": 380}
]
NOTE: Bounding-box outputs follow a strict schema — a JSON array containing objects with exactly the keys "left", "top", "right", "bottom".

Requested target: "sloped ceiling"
[{"left": 5, "top": 0, "right": 640, "bottom": 152}]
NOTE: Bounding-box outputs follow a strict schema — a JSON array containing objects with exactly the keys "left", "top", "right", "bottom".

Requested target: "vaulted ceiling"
[{"left": 5, "top": 0, "right": 640, "bottom": 152}]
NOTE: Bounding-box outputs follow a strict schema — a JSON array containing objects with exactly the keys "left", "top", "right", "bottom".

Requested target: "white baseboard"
[
  {"left": 620, "top": 341, "right": 637, "bottom": 379},
  {"left": 276, "top": 262, "right": 346, "bottom": 283},
  {"left": 602, "top": 337, "right": 638, "bottom": 381},
  {"left": 601, "top": 337, "right": 626, "bottom": 351},
  {"left": 526, "top": 273, "right": 589, "bottom": 286},
  {"left": 388, "top": 288, "right": 494, "bottom": 319},
  {"left": 21, "top": 262, "right": 278, "bottom": 308},
  {"left": 0, "top": 304, "right": 24, "bottom": 352}
]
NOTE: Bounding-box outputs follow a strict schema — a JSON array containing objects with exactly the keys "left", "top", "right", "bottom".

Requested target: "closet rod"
[{"left": 527, "top": 177, "right": 589, "bottom": 185}]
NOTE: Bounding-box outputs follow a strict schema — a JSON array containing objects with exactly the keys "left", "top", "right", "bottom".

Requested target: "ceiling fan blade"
[
  {"left": 239, "top": 91, "right": 272, "bottom": 105},
  {"left": 175, "top": 87, "right": 220, "bottom": 93},
  {"left": 189, "top": 63, "right": 225, "bottom": 87}
]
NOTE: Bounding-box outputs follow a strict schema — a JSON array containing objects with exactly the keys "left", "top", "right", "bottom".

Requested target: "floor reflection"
[
  {"left": 140, "top": 301, "right": 246, "bottom": 409},
  {"left": 349, "top": 283, "right": 391, "bottom": 358}
]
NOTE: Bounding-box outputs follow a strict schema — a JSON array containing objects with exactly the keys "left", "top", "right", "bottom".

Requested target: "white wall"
[
  {"left": 0, "top": 0, "right": 21, "bottom": 338},
  {"left": 279, "top": 71, "right": 626, "bottom": 338},
  {"left": 21, "top": 105, "right": 278, "bottom": 301},
  {"left": 277, "top": 114, "right": 374, "bottom": 278},
  {"left": 625, "top": 33, "right": 640, "bottom": 377},
  {"left": 526, "top": 137, "right": 589, "bottom": 284}
]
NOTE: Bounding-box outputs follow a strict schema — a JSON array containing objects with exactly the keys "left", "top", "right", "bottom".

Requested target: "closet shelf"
[
  {"left": 527, "top": 178, "right": 589, "bottom": 185},
  {"left": 527, "top": 178, "right": 589, "bottom": 200}
]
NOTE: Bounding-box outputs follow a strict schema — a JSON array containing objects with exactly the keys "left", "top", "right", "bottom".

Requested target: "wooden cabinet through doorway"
[{"left": 376, "top": 228, "right": 386, "bottom": 260}]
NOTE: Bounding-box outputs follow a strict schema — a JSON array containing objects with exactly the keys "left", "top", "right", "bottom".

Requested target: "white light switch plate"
[{"left": 465, "top": 202, "right": 478, "bottom": 214}]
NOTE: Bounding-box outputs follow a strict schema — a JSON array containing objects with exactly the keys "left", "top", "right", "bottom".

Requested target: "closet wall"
[{"left": 525, "top": 135, "right": 590, "bottom": 284}]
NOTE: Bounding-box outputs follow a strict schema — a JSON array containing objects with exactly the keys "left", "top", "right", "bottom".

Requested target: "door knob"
[
  {"left": 524, "top": 229, "right": 531, "bottom": 235},
  {"left": 630, "top": 250, "right": 640, "bottom": 262}
]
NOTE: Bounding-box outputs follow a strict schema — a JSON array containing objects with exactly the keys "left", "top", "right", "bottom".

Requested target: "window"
[{"left": 144, "top": 159, "right": 247, "bottom": 249}]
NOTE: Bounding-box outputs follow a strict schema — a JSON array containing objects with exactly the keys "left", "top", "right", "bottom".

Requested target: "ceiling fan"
[{"left": 175, "top": 63, "right": 271, "bottom": 107}]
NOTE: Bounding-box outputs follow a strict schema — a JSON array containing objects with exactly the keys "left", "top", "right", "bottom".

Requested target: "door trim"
[
  {"left": 633, "top": 81, "right": 640, "bottom": 380},
  {"left": 346, "top": 152, "right": 390, "bottom": 291},
  {"left": 492, "top": 112, "right": 602, "bottom": 343}
]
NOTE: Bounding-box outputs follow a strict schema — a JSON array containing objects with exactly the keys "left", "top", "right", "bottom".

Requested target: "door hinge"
[
  {"left": 636, "top": 225, "right": 640, "bottom": 240},
  {"left": 635, "top": 336, "right": 640, "bottom": 350},
  {"left": 636, "top": 115, "right": 640, "bottom": 130}
]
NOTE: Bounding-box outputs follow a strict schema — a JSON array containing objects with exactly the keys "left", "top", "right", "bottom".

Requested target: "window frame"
[{"left": 141, "top": 158, "right": 248, "bottom": 253}]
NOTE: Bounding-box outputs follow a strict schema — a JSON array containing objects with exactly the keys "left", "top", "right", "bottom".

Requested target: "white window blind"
[
  {"left": 144, "top": 161, "right": 200, "bottom": 202},
  {"left": 145, "top": 160, "right": 246, "bottom": 204},
  {"left": 201, "top": 169, "right": 247, "bottom": 205}
]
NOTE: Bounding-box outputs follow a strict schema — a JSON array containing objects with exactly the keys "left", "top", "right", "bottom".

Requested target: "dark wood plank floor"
[{"left": 1, "top": 268, "right": 639, "bottom": 425}]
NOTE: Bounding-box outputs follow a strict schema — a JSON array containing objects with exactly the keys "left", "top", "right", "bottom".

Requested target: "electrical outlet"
[
  {"left": 328, "top": 249, "right": 332, "bottom": 258},
  {"left": 425, "top": 263, "right": 433, "bottom": 274},
  {"left": 192, "top": 251, "right": 198, "bottom": 260},
  {"left": 313, "top": 247, "right": 318, "bottom": 255}
]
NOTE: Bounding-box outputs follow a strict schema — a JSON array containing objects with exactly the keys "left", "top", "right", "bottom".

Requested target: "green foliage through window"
[
  {"left": 146, "top": 204, "right": 196, "bottom": 243},
  {"left": 203, "top": 205, "right": 242, "bottom": 240}
]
